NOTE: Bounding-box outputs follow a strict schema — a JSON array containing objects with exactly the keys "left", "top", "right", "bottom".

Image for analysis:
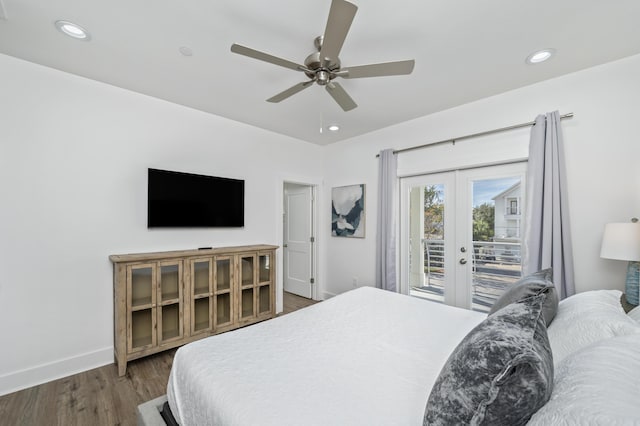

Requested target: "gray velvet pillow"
[
  {"left": 489, "top": 268, "right": 558, "bottom": 326},
  {"left": 424, "top": 295, "right": 554, "bottom": 426}
]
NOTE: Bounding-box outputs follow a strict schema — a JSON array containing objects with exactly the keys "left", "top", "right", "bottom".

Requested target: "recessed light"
[
  {"left": 328, "top": 124, "right": 340, "bottom": 132},
  {"left": 55, "top": 20, "right": 90, "bottom": 41},
  {"left": 0, "top": 0, "right": 8, "bottom": 20},
  {"left": 526, "top": 48, "right": 555, "bottom": 64},
  {"left": 179, "top": 46, "right": 193, "bottom": 57}
]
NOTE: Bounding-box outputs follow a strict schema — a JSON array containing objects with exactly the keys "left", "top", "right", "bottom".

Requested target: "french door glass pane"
[
  {"left": 409, "top": 184, "right": 446, "bottom": 304},
  {"left": 470, "top": 177, "right": 522, "bottom": 312}
]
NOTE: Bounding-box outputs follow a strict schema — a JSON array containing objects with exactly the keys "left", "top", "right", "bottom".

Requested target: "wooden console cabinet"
[{"left": 110, "top": 244, "right": 277, "bottom": 376}]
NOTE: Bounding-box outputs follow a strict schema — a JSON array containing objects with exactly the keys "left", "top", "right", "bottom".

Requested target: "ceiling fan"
[{"left": 230, "top": 0, "right": 415, "bottom": 112}]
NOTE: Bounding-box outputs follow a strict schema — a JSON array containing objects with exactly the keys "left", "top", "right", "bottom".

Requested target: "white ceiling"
[{"left": 1, "top": 0, "right": 639, "bottom": 145}]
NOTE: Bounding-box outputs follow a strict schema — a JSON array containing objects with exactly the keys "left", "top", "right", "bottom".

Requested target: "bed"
[{"left": 148, "top": 275, "right": 640, "bottom": 425}]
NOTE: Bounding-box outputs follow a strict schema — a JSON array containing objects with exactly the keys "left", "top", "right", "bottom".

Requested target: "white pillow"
[
  {"left": 528, "top": 334, "right": 640, "bottom": 425},
  {"left": 628, "top": 305, "right": 640, "bottom": 323},
  {"left": 547, "top": 290, "right": 640, "bottom": 366}
]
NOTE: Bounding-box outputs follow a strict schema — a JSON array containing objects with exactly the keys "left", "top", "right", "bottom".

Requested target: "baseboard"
[
  {"left": 0, "top": 347, "right": 113, "bottom": 396},
  {"left": 322, "top": 291, "right": 336, "bottom": 299}
]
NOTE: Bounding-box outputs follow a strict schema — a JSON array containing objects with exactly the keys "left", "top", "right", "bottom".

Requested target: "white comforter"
[{"left": 167, "top": 286, "right": 485, "bottom": 426}]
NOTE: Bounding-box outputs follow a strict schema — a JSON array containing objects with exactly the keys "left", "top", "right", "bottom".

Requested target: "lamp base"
[
  {"left": 621, "top": 294, "right": 636, "bottom": 313},
  {"left": 625, "top": 261, "right": 639, "bottom": 306}
]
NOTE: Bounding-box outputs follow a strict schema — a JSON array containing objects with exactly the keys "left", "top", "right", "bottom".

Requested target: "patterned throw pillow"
[
  {"left": 424, "top": 295, "right": 553, "bottom": 426},
  {"left": 489, "top": 268, "right": 558, "bottom": 326}
]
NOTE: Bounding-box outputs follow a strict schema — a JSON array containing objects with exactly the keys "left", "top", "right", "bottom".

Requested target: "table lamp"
[{"left": 600, "top": 218, "right": 640, "bottom": 306}]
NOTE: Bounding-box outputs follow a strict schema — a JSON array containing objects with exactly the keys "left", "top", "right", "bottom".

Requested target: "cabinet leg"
[{"left": 118, "top": 360, "right": 127, "bottom": 377}]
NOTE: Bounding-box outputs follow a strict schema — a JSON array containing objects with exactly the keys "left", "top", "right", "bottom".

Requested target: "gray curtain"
[
  {"left": 523, "top": 111, "right": 575, "bottom": 298},
  {"left": 376, "top": 149, "right": 397, "bottom": 291}
]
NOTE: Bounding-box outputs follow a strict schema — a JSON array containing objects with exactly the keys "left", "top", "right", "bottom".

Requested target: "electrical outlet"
[{"left": 352, "top": 277, "right": 358, "bottom": 287}]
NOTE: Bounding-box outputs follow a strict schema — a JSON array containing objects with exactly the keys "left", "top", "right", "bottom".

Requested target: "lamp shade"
[{"left": 600, "top": 222, "right": 640, "bottom": 261}]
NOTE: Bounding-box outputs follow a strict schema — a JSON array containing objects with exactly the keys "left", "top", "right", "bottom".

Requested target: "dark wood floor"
[{"left": 0, "top": 292, "right": 317, "bottom": 426}]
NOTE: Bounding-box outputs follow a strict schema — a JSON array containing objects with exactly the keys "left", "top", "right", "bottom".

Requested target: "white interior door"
[
  {"left": 283, "top": 183, "right": 314, "bottom": 298},
  {"left": 400, "top": 163, "right": 526, "bottom": 311}
]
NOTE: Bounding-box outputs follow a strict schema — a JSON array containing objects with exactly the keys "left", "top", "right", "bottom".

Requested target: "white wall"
[
  {"left": 322, "top": 53, "right": 640, "bottom": 298},
  {"left": 0, "top": 54, "right": 324, "bottom": 395}
]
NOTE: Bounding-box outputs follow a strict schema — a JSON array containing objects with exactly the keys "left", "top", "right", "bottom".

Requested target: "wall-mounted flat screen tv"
[{"left": 147, "top": 168, "right": 244, "bottom": 228}]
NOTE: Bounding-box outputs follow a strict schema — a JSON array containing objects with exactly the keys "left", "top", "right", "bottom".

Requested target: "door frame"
[
  {"left": 276, "top": 177, "right": 321, "bottom": 313},
  {"left": 399, "top": 161, "right": 527, "bottom": 309}
]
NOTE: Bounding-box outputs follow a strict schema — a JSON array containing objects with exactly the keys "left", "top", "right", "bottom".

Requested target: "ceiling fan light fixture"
[
  {"left": 55, "top": 20, "right": 90, "bottom": 41},
  {"left": 230, "top": 0, "right": 414, "bottom": 112},
  {"left": 526, "top": 48, "right": 555, "bottom": 64}
]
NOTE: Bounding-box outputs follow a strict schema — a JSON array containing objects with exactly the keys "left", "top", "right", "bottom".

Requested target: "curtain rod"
[
  {"left": 376, "top": 112, "right": 574, "bottom": 157},
  {"left": 398, "top": 157, "right": 529, "bottom": 179}
]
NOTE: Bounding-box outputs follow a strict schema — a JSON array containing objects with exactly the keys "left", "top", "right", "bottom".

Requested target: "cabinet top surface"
[{"left": 110, "top": 244, "right": 278, "bottom": 263}]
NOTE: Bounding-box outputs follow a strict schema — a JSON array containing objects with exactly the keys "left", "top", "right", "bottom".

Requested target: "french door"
[{"left": 400, "top": 163, "right": 526, "bottom": 311}]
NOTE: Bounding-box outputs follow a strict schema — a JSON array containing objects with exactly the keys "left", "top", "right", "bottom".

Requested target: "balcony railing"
[
  {"left": 417, "top": 239, "right": 522, "bottom": 312},
  {"left": 505, "top": 207, "right": 521, "bottom": 215},
  {"left": 493, "top": 226, "right": 521, "bottom": 239}
]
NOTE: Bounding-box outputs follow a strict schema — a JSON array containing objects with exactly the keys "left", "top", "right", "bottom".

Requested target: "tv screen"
[{"left": 147, "top": 168, "right": 244, "bottom": 228}]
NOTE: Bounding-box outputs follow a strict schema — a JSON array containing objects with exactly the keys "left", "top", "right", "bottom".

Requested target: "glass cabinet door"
[
  {"left": 240, "top": 255, "right": 255, "bottom": 286},
  {"left": 158, "top": 262, "right": 183, "bottom": 344},
  {"left": 239, "top": 255, "right": 256, "bottom": 321},
  {"left": 258, "top": 285, "right": 271, "bottom": 315},
  {"left": 214, "top": 257, "right": 233, "bottom": 329},
  {"left": 160, "top": 263, "right": 180, "bottom": 301},
  {"left": 257, "top": 252, "right": 273, "bottom": 315},
  {"left": 216, "top": 257, "right": 231, "bottom": 291},
  {"left": 128, "top": 264, "right": 157, "bottom": 352},
  {"left": 258, "top": 253, "right": 271, "bottom": 283},
  {"left": 191, "top": 259, "right": 213, "bottom": 334}
]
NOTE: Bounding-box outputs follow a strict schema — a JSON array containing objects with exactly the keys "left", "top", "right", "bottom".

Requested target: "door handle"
[
  {"left": 283, "top": 244, "right": 288, "bottom": 248},
  {"left": 459, "top": 258, "right": 467, "bottom": 265}
]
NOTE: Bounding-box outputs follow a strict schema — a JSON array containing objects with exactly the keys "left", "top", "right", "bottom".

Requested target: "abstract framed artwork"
[{"left": 331, "top": 184, "right": 365, "bottom": 238}]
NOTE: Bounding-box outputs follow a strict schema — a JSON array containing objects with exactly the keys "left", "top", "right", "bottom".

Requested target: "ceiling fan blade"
[
  {"left": 319, "top": 0, "right": 358, "bottom": 63},
  {"left": 231, "top": 43, "right": 305, "bottom": 72},
  {"left": 340, "top": 60, "right": 415, "bottom": 78},
  {"left": 326, "top": 82, "right": 357, "bottom": 111},
  {"left": 267, "top": 81, "right": 315, "bottom": 103}
]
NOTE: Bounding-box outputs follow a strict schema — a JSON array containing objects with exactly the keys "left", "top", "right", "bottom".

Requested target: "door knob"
[
  {"left": 459, "top": 258, "right": 467, "bottom": 265},
  {"left": 283, "top": 244, "right": 288, "bottom": 248}
]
